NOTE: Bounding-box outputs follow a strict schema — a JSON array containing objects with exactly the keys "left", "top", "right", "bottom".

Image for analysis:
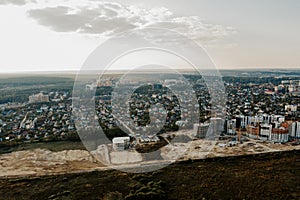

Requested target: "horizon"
[{"left": 0, "top": 67, "right": 299, "bottom": 75}]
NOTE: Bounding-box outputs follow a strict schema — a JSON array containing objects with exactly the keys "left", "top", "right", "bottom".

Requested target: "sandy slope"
[{"left": 0, "top": 139, "right": 299, "bottom": 178}]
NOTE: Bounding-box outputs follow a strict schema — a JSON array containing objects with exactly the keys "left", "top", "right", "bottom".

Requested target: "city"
[
  {"left": 0, "top": 0, "right": 299, "bottom": 199},
  {"left": 0, "top": 72, "right": 299, "bottom": 158}
]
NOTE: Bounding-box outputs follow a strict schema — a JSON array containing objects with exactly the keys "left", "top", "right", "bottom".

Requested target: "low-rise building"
[
  {"left": 29, "top": 93, "right": 49, "bottom": 103},
  {"left": 112, "top": 137, "right": 130, "bottom": 151}
]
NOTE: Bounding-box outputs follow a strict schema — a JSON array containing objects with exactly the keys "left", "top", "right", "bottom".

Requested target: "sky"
[{"left": 0, "top": 0, "right": 299, "bottom": 72}]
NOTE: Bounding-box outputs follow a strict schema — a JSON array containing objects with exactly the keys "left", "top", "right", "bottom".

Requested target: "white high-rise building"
[
  {"left": 226, "top": 119, "right": 236, "bottom": 135},
  {"left": 206, "top": 117, "right": 224, "bottom": 139},
  {"left": 289, "top": 122, "right": 296, "bottom": 137},
  {"left": 260, "top": 124, "right": 272, "bottom": 140},
  {"left": 296, "top": 122, "right": 300, "bottom": 138},
  {"left": 288, "top": 122, "right": 300, "bottom": 139}
]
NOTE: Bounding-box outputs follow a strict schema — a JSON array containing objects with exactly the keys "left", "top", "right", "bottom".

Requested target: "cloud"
[
  {"left": 150, "top": 18, "right": 237, "bottom": 45},
  {"left": 27, "top": 2, "right": 237, "bottom": 44},
  {"left": 0, "top": 0, "right": 35, "bottom": 6},
  {"left": 27, "top": 3, "right": 169, "bottom": 35}
]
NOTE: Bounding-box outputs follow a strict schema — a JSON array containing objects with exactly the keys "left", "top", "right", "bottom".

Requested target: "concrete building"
[
  {"left": 112, "top": 137, "right": 130, "bottom": 151},
  {"left": 296, "top": 122, "right": 300, "bottom": 139},
  {"left": 226, "top": 119, "right": 236, "bottom": 135},
  {"left": 29, "top": 93, "right": 49, "bottom": 103},
  {"left": 194, "top": 123, "right": 210, "bottom": 139},
  {"left": 246, "top": 125, "right": 259, "bottom": 139},
  {"left": 271, "top": 115, "right": 285, "bottom": 123},
  {"left": 285, "top": 105, "right": 297, "bottom": 112},
  {"left": 235, "top": 115, "right": 254, "bottom": 129},
  {"left": 260, "top": 124, "right": 272, "bottom": 140},
  {"left": 289, "top": 122, "right": 300, "bottom": 139},
  {"left": 262, "top": 114, "right": 271, "bottom": 124},
  {"left": 271, "top": 127, "right": 289, "bottom": 143},
  {"left": 289, "top": 122, "right": 297, "bottom": 137},
  {"left": 236, "top": 115, "right": 245, "bottom": 129},
  {"left": 295, "top": 122, "right": 300, "bottom": 139},
  {"left": 207, "top": 118, "right": 224, "bottom": 139}
]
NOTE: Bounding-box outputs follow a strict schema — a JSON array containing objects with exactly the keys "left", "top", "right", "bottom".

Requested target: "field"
[{"left": 0, "top": 150, "right": 299, "bottom": 200}]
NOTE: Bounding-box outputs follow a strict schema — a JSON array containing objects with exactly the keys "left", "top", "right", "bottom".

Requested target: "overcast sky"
[{"left": 0, "top": 0, "right": 299, "bottom": 72}]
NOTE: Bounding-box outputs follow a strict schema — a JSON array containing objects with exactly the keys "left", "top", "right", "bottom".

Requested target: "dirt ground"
[
  {"left": 1, "top": 136, "right": 299, "bottom": 178},
  {"left": 0, "top": 149, "right": 104, "bottom": 177}
]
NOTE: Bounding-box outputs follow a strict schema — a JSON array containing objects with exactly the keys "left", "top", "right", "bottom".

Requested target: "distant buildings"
[
  {"left": 285, "top": 105, "right": 297, "bottom": 112},
  {"left": 1, "top": 74, "right": 299, "bottom": 148},
  {"left": 227, "top": 114, "right": 285, "bottom": 130},
  {"left": 200, "top": 113, "right": 295, "bottom": 143},
  {"left": 86, "top": 78, "right": 115, "bottom": 90},
  {"left": 85, "top": 83, "right": 97, "bottom": 91},
  {"left": 275, "top": 80, "right": 300, "bottom": 95},
  {"left": 245, "top": 122, "right": 289, "bottom": 143},
  {"left": 224, "top": 114, "right": 296, "bottom": 143},
  {"left": 29, "top": 93, "right": 49, "bottom": 103}
]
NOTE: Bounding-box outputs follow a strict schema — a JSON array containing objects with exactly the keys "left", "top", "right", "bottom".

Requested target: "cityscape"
[
  {"left": 0, "top": 0, "right": 299, "bottom": 199},
  {"left": 0, "top": 72, "right": 299, "bottom": 157}
]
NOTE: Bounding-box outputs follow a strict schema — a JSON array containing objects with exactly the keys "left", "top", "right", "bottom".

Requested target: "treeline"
[
  {"left": 0, "top": 76, "right": 74, "bottom": 88},
  {"left": 223, "top": 76, "right": 299, "bottom": 85},
  {"left": 0, "top": 77, "right": 74, "bottom": 104}
]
